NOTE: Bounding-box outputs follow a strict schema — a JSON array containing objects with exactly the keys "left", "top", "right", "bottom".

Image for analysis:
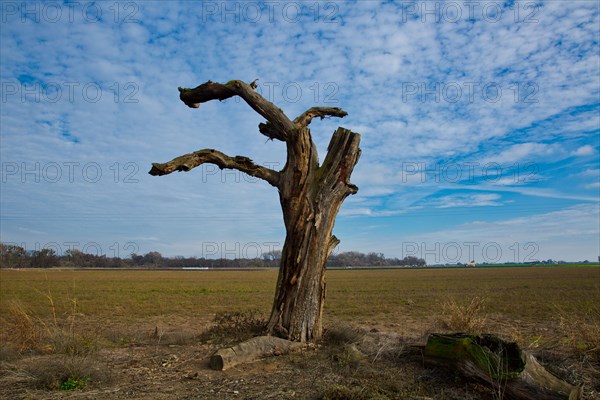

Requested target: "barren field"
[{"left": 1, "top": 266, "right": 599, "bottom": 399}]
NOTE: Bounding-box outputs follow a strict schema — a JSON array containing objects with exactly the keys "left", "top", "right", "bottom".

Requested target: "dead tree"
[{"left": 149, "top": 80, "right": 361, "bottom": 342}]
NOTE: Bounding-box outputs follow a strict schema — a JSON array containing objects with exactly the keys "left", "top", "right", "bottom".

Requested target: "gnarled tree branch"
[
  {"left": 259, "top": 107, "right": 348, "bottom": 142},
  {"left": 294, "top": 107, "right": 348, "bottom": 127},
  {"left": 177, "top": 81, "right": 236, "bottom": 107},
  {"left": 178, "top": 80, "right": 295, "bottom": 141},
  {"left": 149, "top": 149, "right": 280, "bottom": 187}
]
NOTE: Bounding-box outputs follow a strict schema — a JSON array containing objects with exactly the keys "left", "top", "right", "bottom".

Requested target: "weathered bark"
[
  {"left": 209, "top": 336, "right": 305, "bottom": 371},
  {"left": 178, "top": 80, "right": 295, "bottom": 141},
  {"left": 425, "top": 334, "right": 582, "bottom": 400},
  {"left": 150, "top": 79, "right": 360, "bottom": 343},
  {"left": 293, "top": 107, "right": 348, "bottom": 127},
  {"left": 267, "top": 127, "right": 360, "bottom": 342},
  {"left": 149, "top": 149, "right": 280, "bottom": 187}
]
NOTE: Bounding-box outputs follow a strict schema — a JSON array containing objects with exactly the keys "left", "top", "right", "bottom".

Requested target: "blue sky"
[{"left": 1, "top": 1, "right": 598, "bottom": 264}]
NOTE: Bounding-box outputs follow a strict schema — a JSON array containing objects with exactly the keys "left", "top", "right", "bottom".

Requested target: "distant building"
[{"left": 467, "top": 260, "right": 477, "bottom": 267}]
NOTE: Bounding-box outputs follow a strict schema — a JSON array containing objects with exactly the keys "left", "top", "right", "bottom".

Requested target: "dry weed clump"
[
  {"left": 369, "top": 335, "right": 407, "bottom": 365},
  {"left": 5, "top": 295, "right": 98, "bottom": 356},
  {"left": 557, "top": 305, "right": 600, "bottom": 358},
  {"left": 1, "top": 293, "right": 109, "bottom": 395},
  {"left": 323, "top": 323, "right": 364, "bottom": 346},
  {"left": 19, "top": 354, "right": 110, "bottom": 390},
  {"left": 199, "top": 310, "right": 266, "bottom": 344},
  {"left": 5, "top": 300, "right": 45, "bottom": 353},
  {"left": 439, "top": 296, "right": 488, "bottom": 333},
  {"left": 322, "top": 323, "right": 413, "bottom": 387}
]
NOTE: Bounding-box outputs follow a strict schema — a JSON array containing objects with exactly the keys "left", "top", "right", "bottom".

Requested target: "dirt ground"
[{"left": 1, "top": 316, "right": 598, "bottom": 400}]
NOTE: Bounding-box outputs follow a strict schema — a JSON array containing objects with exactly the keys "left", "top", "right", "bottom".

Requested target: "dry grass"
[
  {"left": 323, "top": 323, "right": 365, "bottom": 346},
  {"left": 321, "top": 383, "right": 389, "bottom": 400},
  {"left": 3, "top": 294, "right": 99, "bottom": 356},
  {"left": 19, "top": 354, "right": 110, "bottom": 390},
  {"left": 557, "top": 304, "right": 600, "bottom": 358},
  {"left": 0, "top": 291, "right": 108, "bottom": 395},
  {"left": 323, "top": 324, "right": 408, "bottom": 365},
  {"left": 0, "top": 266, "right": 598, "bottom": 397},
  {"left": 438, "top": 296, "right": 488, "bottom": 333},
  {"left": 199, "top": 310, "right": 266, "bottom": 345},
  {"left": 1, "top": 267, "right": 598, "bottom": 324},
  {"left": 6, "top": 300, "right": 45, "bottom": 353}
]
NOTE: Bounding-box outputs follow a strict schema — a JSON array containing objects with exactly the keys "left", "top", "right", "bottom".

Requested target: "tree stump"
[
  {"left": 424, "top": 333, "right": 582, "bottom": 400},
  {"left": 210, "top": 336, "right": 305, "bottom": 371}
]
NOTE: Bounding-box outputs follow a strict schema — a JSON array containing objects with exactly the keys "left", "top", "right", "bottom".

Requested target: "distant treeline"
[
  {"left": 0, "top": 243, "right": 426, "bottom": 269},
  {"left": 326, "top": 251, "right": 426, "bottom": 267}
]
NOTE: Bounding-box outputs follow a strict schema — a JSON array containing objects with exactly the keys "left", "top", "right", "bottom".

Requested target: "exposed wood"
[
  {"left": 151, "top": 79, "right": 360, "bottom": 343},
  {"left": 209, "top": 336, "right": 305, "bottom": 371},
  {"left": 258, "top": 121, "right": 285, "bottom": 142},
  {"left": 178, "top": 80, "right": 295, "bottom": 141},
  {"left": 516, "top": 353, "right": 583, "bottom": 400},
  {"left": 266, "top": 127, "right": 360, "bottom": 342},
  {"left": 294, "top": 107, "right": 348, "bottom": 127},
  {"left": 424, "top": 333, "right": 582, "bottom": 400},
  {"left": 177, "top": 81, "right": 236, "bottom": 108},
  {"left": 149, "top": 149, "right": 280, "bottom": 187},
  {"left": 258, "top": 107, "right": 348, "bottom": 140}
]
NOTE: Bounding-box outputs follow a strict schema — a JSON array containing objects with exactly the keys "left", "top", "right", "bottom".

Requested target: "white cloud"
[
  {"left": 580, "top": 169, "right": 600, "bottom": 177},
  {"left": 480, "top": 143, "right": 564, "bottom": 165},
  {"left": 398, "top": 204, "right": 600, "bottom": 263},
  {"left": 455, "top": 184, "right": 599, "bottom": 202},
  {"left": 573, "top": 145, "right": 596, "bottom": 156},
  {"left": 491, "top": 177, "right": 533, "bottom": 186},
  {"left": 442, "top": 204, "right": 599, "bottom": 241},
  {"left": 17, "top": 227, "right": 46, "bottom": 235},
  {"left": 0, "top": 1, "right": 598, "bottom": 258},
  {"left": 432, "top": 193, "right": 503, "bottom": 208}
]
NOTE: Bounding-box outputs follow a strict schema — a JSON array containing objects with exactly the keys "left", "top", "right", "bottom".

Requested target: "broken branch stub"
[{"left": 210, "top": 336, "right": 305, "bottom": 371}]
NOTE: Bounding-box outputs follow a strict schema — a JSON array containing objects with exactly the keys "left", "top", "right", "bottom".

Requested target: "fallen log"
[
  {"left": 424, "top": 333, "right": 582, "bottom": 400},
  {"left": 210, "top": 336, "right": 305, "bottom": 371}
]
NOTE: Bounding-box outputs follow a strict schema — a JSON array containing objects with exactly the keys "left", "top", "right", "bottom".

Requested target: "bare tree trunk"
[
  {"left": 149, "top": 80, "right": 360, "bottom": 343},
  {"left": 267, "top": 127, "right": 360, "bottom": 342}
]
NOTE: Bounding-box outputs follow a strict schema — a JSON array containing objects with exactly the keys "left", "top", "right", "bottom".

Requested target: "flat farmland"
[
  {"left": 1, "top": 266, "right": 598, "bottom": 324},
  {"left": 0, "top": 266, "right": 599, "bottom": 399}
]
